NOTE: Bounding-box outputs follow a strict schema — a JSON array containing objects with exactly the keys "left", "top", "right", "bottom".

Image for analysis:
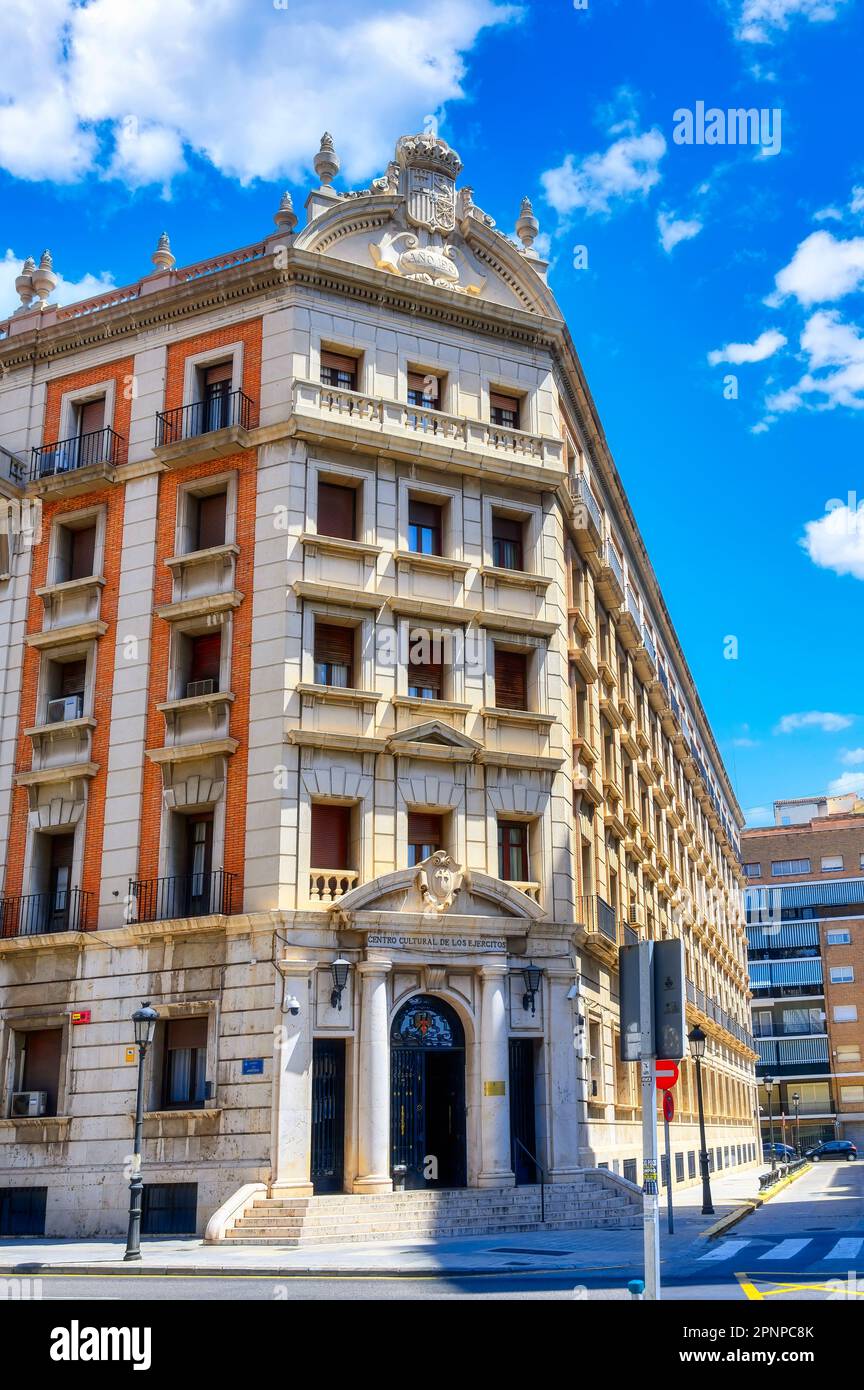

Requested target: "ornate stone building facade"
[{"left": 0, "top": 133, "right": 758, "bottom": 1238}]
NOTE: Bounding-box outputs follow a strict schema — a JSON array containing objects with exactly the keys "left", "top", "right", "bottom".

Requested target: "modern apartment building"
[
  {"left": 744, "top": 806, "right": 864, "bottom": 1150},
  {"left": 0, "top": 131, "right": 757, "bottom": 1239}
]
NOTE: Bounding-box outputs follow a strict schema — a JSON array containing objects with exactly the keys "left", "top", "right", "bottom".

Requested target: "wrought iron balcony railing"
[
  {"left": 127, "top": 869, "right": 237, "bottom": 923},
  {"left": 30, "top": 427, "right": 125, "bottom": 482},
  {"left": 1, "top": 445, "right": 26, "bottom": 486},
  {"left": 577, "top": 893, "right": 618, "bottom": 943},
  {"left": 155, "top": 390, "right": 254, "bottom": 447},
  {"left": 0, "top": 888, "right": 91, "bottom": 938}
]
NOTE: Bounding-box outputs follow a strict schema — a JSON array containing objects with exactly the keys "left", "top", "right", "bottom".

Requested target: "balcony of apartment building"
[
  {"left": 1, "top": 444, "right": 26, "bottom": 496},
  {"left": 575, "top": 892, "right": 620, "bottom": 964},
  {"left": 128, "top": 813, "right": 236, "bottom": 924},
  {"left": 0, "top": 832, "right": 92, "bottom": 939},
  {"left": 154, "top": 359, "right": 255, "bottom": 468},
  {"left": 565, "top": 473, "right": 602, "bottom": 559},
  {"left": 29, "top": 394, "right": 126, "bottom": 497},
  {"left": 290, "top": 373, "right": 565, "bottom": 483}
]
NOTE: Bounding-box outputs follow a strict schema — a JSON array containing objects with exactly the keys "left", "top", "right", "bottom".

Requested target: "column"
[
  {"left": 478, "top": 963, "right": 515, "bottom": 1187},
  {"left": 270, "top": 960, "right": 315, "bottom": 1196},
  {"left": 353, "top": 960, "right": 393, "bottom": 1194},
  {"left": 546, "top": 969, "right": 585, "bottom": 1180}
]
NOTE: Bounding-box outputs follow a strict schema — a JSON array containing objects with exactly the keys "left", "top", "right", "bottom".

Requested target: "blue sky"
[{"left": 2, "top": 0, "right": 863, "bottom": 825}]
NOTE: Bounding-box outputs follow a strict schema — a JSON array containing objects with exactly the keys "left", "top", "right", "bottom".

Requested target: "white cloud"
[
  {"left": 708, "top": 328, "right": 787, "bottom": 366},
  {"left": 743, "top": 805, "right": 772, "bottom": 826},
  {"left": 773, "top": 710, "right": 856, "bottom": 734},
  {"left": 657, "top": 211, "right": 702, "bottom": 254},
  {"left": 839, "top": 748, "right": 864, "bottom": 765},
  {"left": 771, "top": 230, "right": 864, "bottom": 306},
  {"left": 0, "top": 248, "right": 116, "bottom": 319},
  {"left": 0, "top": 0, "right": 517, "bottom": 187},
  {"left": 731, "top": 736, "right": 759, "bottom": 748},
  {"left": 734, "top": 0, "right": 850, "bottom": 44},
  {"left": 541, "top": 129, "right": 666, "bottom": 217},
  {"left": 761, "top": 310, "right": 864, "bottom": 419},
  {"left": 800, "top": 502, "right": 864, "bottom": 580},
  {"left": 813, "top": 205, "right": 843, "bottom": 222},
  {"left": 827, "top": 770, "right": 864, "bottom": 796},
  {"left": 851, "top": 186, "right": 864, "bottom": 215}
]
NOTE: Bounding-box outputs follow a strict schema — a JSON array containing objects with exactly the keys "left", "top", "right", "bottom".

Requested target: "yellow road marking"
[{"left": 735, "top": 1271, "right": 864, "bottom": 1299}]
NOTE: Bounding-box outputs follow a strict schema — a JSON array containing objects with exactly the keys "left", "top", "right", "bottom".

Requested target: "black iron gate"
[
  {"left": 509, "top": 1038, "right": 538, "bottom": 1184},
  {"left": 390, "top": 995, "right": 467, "bottom": 1189},
  {"left": 311, "top": 1038, "right": 345, "bottom": 1194}
]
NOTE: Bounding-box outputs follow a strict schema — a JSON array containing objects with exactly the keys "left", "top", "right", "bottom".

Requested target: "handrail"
[{"left": 513, "top": 1136, "right": 546, "bottom": 1222}]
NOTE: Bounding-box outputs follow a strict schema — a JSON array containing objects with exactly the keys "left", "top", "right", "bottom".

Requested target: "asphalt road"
[{"left": 12, "top": 1160, "right": 864, "bottom": 1302}]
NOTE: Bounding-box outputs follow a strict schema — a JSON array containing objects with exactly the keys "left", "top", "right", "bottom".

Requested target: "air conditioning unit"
[
  {"left": 186, "top": 678, "right": 216, "bottom": 698},
  {"left": 629, "top": 903, "right": 643, "bottom": 926},
  {"left": 11, "top": 1091, "right": 47, "bottom": 1118},
  {"left": 46, "top": 695, "right": 83, "bottom": 724}
]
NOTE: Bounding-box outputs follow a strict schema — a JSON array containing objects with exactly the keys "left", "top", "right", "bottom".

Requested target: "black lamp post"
[
  {"left": 330, "top": 958, "right": 350, "bottom": 1011},
  {"left": 124, "top": 1001, "right": 158, "bottom": 1262},
  {"left": 521, "top": 963, "right": 542, "bottom": 1017},
  {"left": 688, "top": 1025, "right": 714, "bottom": 1216},
  {"left": 792, "top": 1091, "right": 801, "bottom": 1157},
  {"left": 765, "top": 1076, "right": 776, "bottom": 1176}
]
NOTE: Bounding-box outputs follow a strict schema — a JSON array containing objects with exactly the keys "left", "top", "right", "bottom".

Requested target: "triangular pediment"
[{"left": 387, "top": 720, "right": 482, "bottom": 755}]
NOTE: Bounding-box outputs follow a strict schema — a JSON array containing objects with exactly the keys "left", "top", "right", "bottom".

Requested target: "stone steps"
[{"left": 221, "top": 1175, "right": 642, "bottom": 1245}]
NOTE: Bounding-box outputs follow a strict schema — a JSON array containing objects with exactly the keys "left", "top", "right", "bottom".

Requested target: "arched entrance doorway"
[{"left": 390, "top": 995, "right": 467, "bottom": 1190}]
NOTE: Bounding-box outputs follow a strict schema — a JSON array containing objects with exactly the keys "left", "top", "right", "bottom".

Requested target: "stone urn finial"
[
  {"left": 274, "top": 190, "right": 298, "bottom": 232},
  {"left": 152, "top": 231, "right": 176, "bottom": 271},
  {"left": 15, "top": 256, "right": 37, "bottom": 311},
  {"left": 31, "top": 249, "right": 58, "bottom": 308},
  {"left": 516, "top": 196, "right": 540, "bottom": 254},
  {"left": 314, "top": 132, "right": 340, "bottom": 188}
]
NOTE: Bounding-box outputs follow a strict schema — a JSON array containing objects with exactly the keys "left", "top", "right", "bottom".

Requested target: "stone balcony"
[
  {"left": 289, "top": 380, "right": 565, "bottom": 480},
  {"left": 309, "top": 868, "right": 360, "bottom": 904}
]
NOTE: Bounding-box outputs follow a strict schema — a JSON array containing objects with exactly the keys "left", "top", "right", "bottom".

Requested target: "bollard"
[{"left": 627, "top": 1279, "right": 645, "bottom": 1300}]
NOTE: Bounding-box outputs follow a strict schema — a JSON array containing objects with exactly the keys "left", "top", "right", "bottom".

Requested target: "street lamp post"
[
  {"left": 124, "top": 1001, "right": 158, "bottom": 1262},
  {"left": 765, "top": 1076, "right": 776, "bottom": 1176},
  {"left": 792, "top": 1091, "right": 801, "bottom": 1157},
  {"left": 688, "top": 1025, "right": 714, "bottom": 1216}
]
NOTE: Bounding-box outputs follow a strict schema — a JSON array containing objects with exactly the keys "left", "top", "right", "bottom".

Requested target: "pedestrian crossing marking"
[
  {"left": 756, "top": 1239, "right": 809, "bottom": 1261},
  {"left": 824, "top": 1238, "right": 863, "bottom": 1261},
  {"left": 698, "top": 1240, "right": 750, "bottom": 1261},
  {"left": 702, "top": 1234, "right": 864, "bottom": 1264}
]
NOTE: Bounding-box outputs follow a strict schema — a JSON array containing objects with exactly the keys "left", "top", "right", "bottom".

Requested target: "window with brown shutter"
[
  {"left": 407, "top": 812, "right": 443, "bottom": 866},
  {"left": 188, "top": 633, "right": 221, "bottom": 689},
  {"left": 321, "top": 350, "right": 357, "bottom": 390},
  {"left": 68, "top": 524, "right": 97, "bottom": 580},
  {"left": 162, "top": 1017, "right": 208, "bottom": 1109},
  {"left": 311, "top": 804, "right": 351, "bottom": 869},
  {"left": 408, "top": 498, "right": 443, "bottom": 555},
  {"left": 60, "top": 660, "right": 86, "bottom": 698},
  {"left": 492, "top": 514, "right": 524, "bottom": 571},
  {"left": 408, "top": 629, "right": 443, "bottom": 698},
  {"left": 407, "top": 371, "right": 440, "bottom": 409},
  {"left": 21, "top": 1028, "right": 62, "bottom": 1116},
  {"left": 194, "top": 491, "right": 227, "bottom": 551},
  {"left": 314, "top": 623, "right": 354, "bottom": 687},
  {"left": 494, "top": 648, "right": 528, "bottom": 710},
  {"left": 490, "top": 392, "right": 520, "bottom": 429},
  {"left": 77, "top": 397, "right": 105, "bottom": 436},
  {"left": 318, "top": 482, "right": 357, "bottom": 541},
  {"left": 203, "top": 361, "right": 233, "bottom": 387}
]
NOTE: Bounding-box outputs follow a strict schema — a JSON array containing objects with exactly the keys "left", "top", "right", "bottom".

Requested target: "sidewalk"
[{"left": 0, "top": 1169, "right": 766, "bottom": 1279}]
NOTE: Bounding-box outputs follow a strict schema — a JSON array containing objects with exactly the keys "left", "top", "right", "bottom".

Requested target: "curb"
[
  {"left": 699, "top": 1162, "right": 813, "bottom": 1240},
  {"left": 0, "top": 1260, "right": 634, "bottom": 1280}
]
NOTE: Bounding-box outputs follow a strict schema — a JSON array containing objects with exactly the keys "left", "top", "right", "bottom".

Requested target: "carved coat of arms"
[
  {"left": 414, "top": 851, "right": 466, "bottom": 915},
  {"left": 405, "top": 167, "right": 456, "bottom": 234}
]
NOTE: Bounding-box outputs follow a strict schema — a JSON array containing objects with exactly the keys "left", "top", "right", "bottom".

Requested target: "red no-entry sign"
[
  {"left": 663, "top": 1091, "right": 674, "bottom": 1122},
  {"left": 655, "top": 1059, "right": 679, "bottom": 1090}
]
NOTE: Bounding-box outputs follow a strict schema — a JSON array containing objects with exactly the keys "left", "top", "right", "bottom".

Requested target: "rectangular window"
[
  {"left": 76, "top": 396, "right": 105, "bottom": 436},
  {"left": 314, "top": 623, "right": 354, "bottom": 688},
  {"left": 743, "top": 863, "right": 761, "bottom": 878},
  {"left": 830, "top": 966, "right": 854, "bottom": 984},
  {"left": 492, "top": 514, "right": 524, "bottom": 571},
  {"left": 834, "top": 1005, "right": 858, "bottom": 1023},
  {"left": 622, "top": 1158, "right": 637, "bottom": 1185},
  {"left": 840, "top": 1086, "right": 864, "bottom": 1103},
  {"left": 490, "top": 391, "right": 519, "bottom": 429},
  {"left": 321, "top": 350, "right": 357, "bottom": 391},
  {"left": 771, "top": 859, "right": 811, "bottom": 876},
  {"left": 55, "top": 520, "right": 97, "bottom": 584},
  {"left": 821, "top": 854, "right": 844, "bottom": 872},
  {"left": 202, "top": 362, "right": 233, "bottom": 432},
  {"left": 498, "top": 820, "right": 529, "bottom": 882},
  {"left": 494, "top": 648, "right": 528, "bottom": 710},
  {"left": 407, "top": 371, "right": 440, "bottom": 409},
  {"left": 141, "top": 1182, "right": 198, "bottom": 1236},
  {"left": 0, "top": 1187, "right": 47, "bottom": 1237},
  {"left": 46, "top": 658, "right": 86, "bottom": 723},
  {"left": 187, "top": 632, "right": 221, "bottom": 695},
  {"left": 837, "top": 1045, "right": 861, "bottom": 1063},
  {"left": 310, "top": 803, "right": 351, "bottom": 871},
  {"left": 161, "top": 1017, "right": 207, "bottom": 1109},
  {"left": 408, "top": 499, "right": 443, "bottom": 556},
  {"left": 827, "top": 930, "right": 852, "bottom": 945},
  {"left": 407, "top": 812, "right": 443, "bottom": 867},
  {"left": 192, "top": 491, "right": 227, "bottom": 551},
  {"left": 317, "top": 481, "right": 357, "bottom": 541},
  {"left": 408, "top": 630, "right": 443, "bottom": 700},
  {"left": 675, "top": 1152, "right": 685, "bottom": 1182},
  {"left": 688, "top": 1151, "right": 696, "bottom": 1180},
  {"left": 18, "top": 1028, "right": 62, "bottom": 1117}
]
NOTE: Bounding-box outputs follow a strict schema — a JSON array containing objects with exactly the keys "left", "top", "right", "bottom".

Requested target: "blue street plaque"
[{"left": 242, "top": 1058, "right": 264, "bottom": 1075}]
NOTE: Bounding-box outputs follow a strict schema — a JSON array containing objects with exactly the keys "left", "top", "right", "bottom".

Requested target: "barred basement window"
[
  {"left": 141, "top": 1182, "right": 198, "bottom": 1235},
  {"left": 675, "top": 1152, "right": 685, "bottom": 1182},
  {"left": 0, "top": 1187, "right": 47, "bottom": 1236},
  {"left": 688, "top": 1151, "right": 696, "bottom": 1179},
  {"left": 623, "top": 1158, "right": 637, "bottom": 1185}
]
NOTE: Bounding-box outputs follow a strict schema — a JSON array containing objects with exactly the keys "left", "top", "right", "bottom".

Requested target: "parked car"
[
  {"left": 763, "top": 1142, "right": 796, "bottom": 1161},
  {"left": 805, "top": 1139, "right": 857, "bottom": 1162}
]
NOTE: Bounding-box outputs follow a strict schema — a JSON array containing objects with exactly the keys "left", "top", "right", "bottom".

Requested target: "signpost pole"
[
  {"left": 638, "top": 945, "right": 660, "bottom": 1301},
  {"left": 663, "top": 1096, "right": 674, "bottom": 1235}
]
